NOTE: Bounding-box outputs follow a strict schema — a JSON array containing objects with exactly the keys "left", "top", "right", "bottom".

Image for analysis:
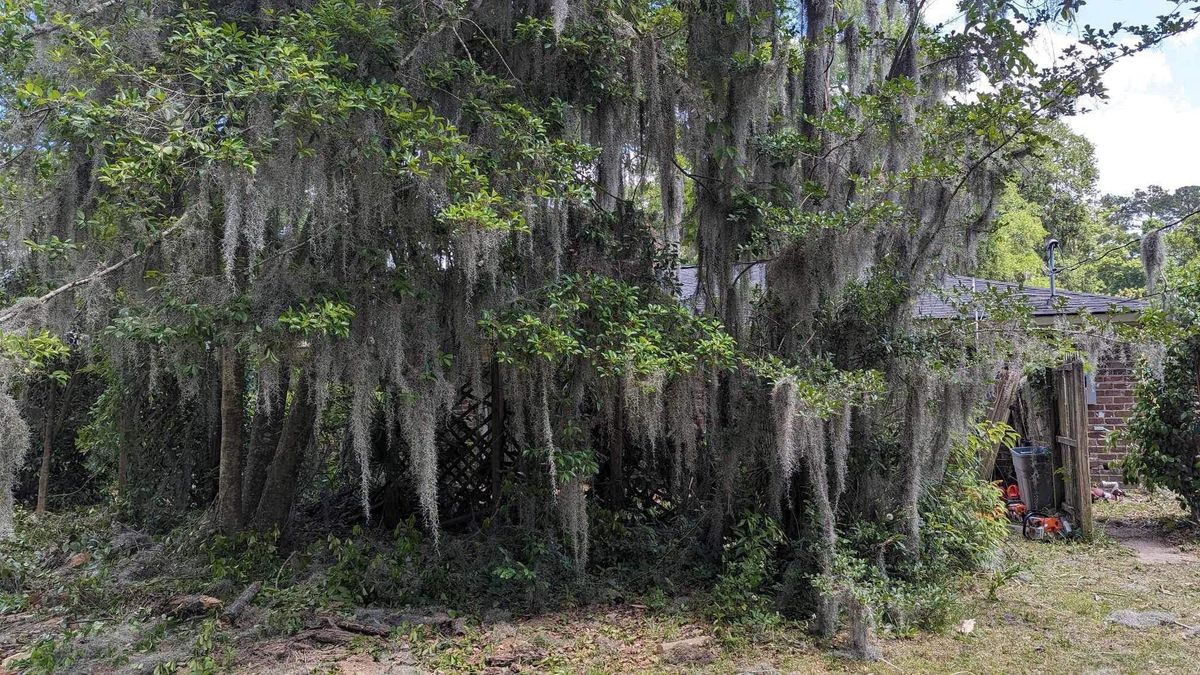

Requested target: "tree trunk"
[
  {"left": 800, "top": 0, "right": 833, "bottom": 183},
  {"left": 116, "top": 392, "right": 144, "bottom": 502},
  {"left": 607, "top": 388, "right": 625, "bottom": 509},
  {"left": 204, "top": 355, "right": 224, "bottom": 502},
  {"left": 900, "top": 378, "right": 924, "bottom": 558},
  {"left": 250, "top": 376, "right": 315, "bottom": 533},
  {"left": 242, "top": 363, "right": 288, "bottom": 521},
  {"left": 117, "top": 415, "right": 129, "bottom": 498},
  {"left": 488, "top": 362, "right": 506, "bottom": 514},
  {"left": 216, "top": 345, "right": 246, "bottom": 534},
  {"left": 36, "top": 382, "right": 57, "bottom": 514}
]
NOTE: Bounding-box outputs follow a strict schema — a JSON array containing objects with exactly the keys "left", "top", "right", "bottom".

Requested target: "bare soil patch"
[{"left": 1103, "top": 491, "right": 1198, "bottom": 565}]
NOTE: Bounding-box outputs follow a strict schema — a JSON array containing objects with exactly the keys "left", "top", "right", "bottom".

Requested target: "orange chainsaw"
[{"left": 1023, "top": 512, "right": 1074, "bottom": 540}]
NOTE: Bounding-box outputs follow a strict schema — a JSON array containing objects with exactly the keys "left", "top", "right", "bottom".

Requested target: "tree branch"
[
  {"left": 1057, "top": 207, "right": 1200, "bottom": 274},
  {"left": 0, "top": 213, "right": 192, "bottom": 327},
  {"left": 31, "top": 0, "right": 123, "bottom": 36}
]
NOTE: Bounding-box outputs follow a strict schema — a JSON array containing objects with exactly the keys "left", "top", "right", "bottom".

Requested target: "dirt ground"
[{"left": 2, "top": 491, "right": 1197, "bottom": 674}]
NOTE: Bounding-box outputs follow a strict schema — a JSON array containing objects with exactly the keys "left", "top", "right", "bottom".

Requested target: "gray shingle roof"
[
  {"left": 675, "top": 264, "right": 1146, "bottom": 319},
  {"left": 675, "top": 263, "right": 764, "bottom": 309},
  {"left": 917, "top": 275, "right": 1146, "bottom": 319}
]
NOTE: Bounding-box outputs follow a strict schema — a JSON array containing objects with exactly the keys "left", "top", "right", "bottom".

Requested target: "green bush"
[
  {"left": 824, "top": 421, "right": 1012, "bottom": 634},
  {"left": 708, "top": 512, "right": 785, "bottom": 628},
  {"left": 1122, "top": 343, "right": 1200, "bottom": 521},
  {"left": 205, "top": 529, "right": 283, "bottom": 584},
  {"left": 920, "top": 421, "right": 1012, "bottom": 570},
  {"left": 1121, "top": 271, "right": 1200, "bottom": 522}
]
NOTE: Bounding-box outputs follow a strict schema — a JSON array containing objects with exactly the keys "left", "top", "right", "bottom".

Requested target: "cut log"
[
  {"left": 166, "top": 595, "right": 223, "bottom": 619},
  {"left": 222, "top": 580, "right": 262, "bottom": 624}
]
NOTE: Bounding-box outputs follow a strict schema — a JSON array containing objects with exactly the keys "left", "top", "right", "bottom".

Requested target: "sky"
[{"left": 925, "top": 0, "right": 1200, "bottom": 196}]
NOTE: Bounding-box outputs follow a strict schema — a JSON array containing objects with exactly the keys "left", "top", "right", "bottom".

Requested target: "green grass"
[{"left": 388, "top": 491, "right": 1200, "bottom": 674}]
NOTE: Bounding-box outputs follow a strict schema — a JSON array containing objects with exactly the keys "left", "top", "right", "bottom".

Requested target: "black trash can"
[{"left": 1011, "top": 446, "right": 1055, "bottom": 512}]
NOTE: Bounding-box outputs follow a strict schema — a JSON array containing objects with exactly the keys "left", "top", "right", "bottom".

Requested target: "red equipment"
[
  {"left": 997, "top": 482, "right": 1026, "bottom": 522},
  {"left": 1023, "top": 512, "right": 1074, "bottom": 540},
  {"left": 1007, "top": 501, "right": 1027, "bottom": 520}
]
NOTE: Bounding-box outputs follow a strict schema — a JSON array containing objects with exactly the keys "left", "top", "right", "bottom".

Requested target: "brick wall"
[{"left": 1087, "top": 353, "right": 1137, "bottom": 482}]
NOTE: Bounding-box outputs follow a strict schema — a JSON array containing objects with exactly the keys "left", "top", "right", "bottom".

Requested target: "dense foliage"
[
  {"left": 0, "top": 0, "right": 1196, "bottom": 652},
  {"left": 1123, "top": 269, "right": 1200, "bottom": 521}
]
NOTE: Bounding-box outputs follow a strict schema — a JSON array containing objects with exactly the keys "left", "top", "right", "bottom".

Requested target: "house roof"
[
  {"left": 917, "top": 275, "right": 1147, "bottom": 319},
  {"left": 675, "top": 263, "right": 764, "bottom": 308},
  {"left": 675, "top": 264, "right": 1146, "bottom": 319}
]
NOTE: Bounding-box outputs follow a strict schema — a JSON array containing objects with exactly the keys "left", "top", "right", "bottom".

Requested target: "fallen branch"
[
  {"left": 329, "top": 617, "right": 391, "bottom": 637},
  {"left": 222, "top": 580, "right": 262, "bottom": 625},
  {"left": 272, "top": 550, "right": 296, "bottom": 588},
  {"left": 0, "top": 213, "right": 191, "bottom": 327}
]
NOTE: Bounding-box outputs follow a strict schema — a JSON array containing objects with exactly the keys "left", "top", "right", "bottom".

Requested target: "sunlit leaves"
[
  {"left": 481, "top": 273, "right": 884, "bottom": 415},
  {"left": 0, "top": 329, "right": 70, "bottom": 382},
  {"left": 278, "top": 299, "right": 356, "bottom": 339},
  {"left": 481, "top": 273, "right": 738, "bottom": 378}
]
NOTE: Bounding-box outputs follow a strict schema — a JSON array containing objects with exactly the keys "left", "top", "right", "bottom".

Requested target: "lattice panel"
[{"left": 435, "top": 376, "right": 517, "bottom": 526}]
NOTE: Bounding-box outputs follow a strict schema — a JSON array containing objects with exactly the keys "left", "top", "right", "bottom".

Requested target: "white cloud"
[
  {"left": 924, "top": 3, "right": 1200, "bottom": 194},
  {"left": 1026, "top": 25, "right": 1200, "bottom": 194},
  {"left": 1100, "top": 49, "right": 1172, "bottom": 93},
  {"left": 924, "top": 0, "right": 962, "bottom": 27},
  {"left": 1067, "top": 47, "right": 1200, "bottom": 194},
  {"left": 1019, "top": 25, "right": 1200, "bottom": 195}
]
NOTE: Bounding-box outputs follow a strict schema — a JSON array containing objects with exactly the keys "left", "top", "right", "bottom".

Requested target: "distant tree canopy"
[
  {"left": 1071, "top": 185, "right": 1200, "bottom": 297},
  {"left": 1114, "top": 186, "right": 1200, "bottom": 291},
  {"left": 0, "top": 0, "right": 1196, "bottom": 645},
  {"left": 974, "top": 182, "right": 1051, "bottom": 285},
  {"left": 972, "top": 118, "right": 1200, "bottom": 299},
  {"left": 971, "top": 120, "right": 1106, "bottom": 288},
  {"left": 1013, "top": 120, "right": 1099, "bottom": 245}
]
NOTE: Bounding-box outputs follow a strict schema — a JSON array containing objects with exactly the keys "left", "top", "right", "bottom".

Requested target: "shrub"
[
  {"left": 1122, "top": 273, "right": 1200, "bottom": 522},
  {"left": 1122, "top": 341, "right": 1200, "bottom": 521},
  {"left": 1123, "top": 348, "right": 1200, "bottom": 522},
  {"left": 919, "top": 421, "right": 1012, "bottom": 570},
  {"left": 823, "top": 421, "right": 1011, "bottom": 635},
  {"left": 708, "top": 512, "right": 785, "bottom": 628}
]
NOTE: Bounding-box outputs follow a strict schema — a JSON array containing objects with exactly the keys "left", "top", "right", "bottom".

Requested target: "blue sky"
[{"left": 926, "top": 0, "right": 1200, "bottom": 195}]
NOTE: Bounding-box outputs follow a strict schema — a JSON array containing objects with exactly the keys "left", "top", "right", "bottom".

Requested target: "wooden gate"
[{"left": 1053, "top": 362, "right": 1094, "bottom": 537}]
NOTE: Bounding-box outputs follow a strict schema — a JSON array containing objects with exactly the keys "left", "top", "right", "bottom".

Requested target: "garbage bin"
[{"left": 1010, "top": 446, "right": 1054, "bottom": 512}]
